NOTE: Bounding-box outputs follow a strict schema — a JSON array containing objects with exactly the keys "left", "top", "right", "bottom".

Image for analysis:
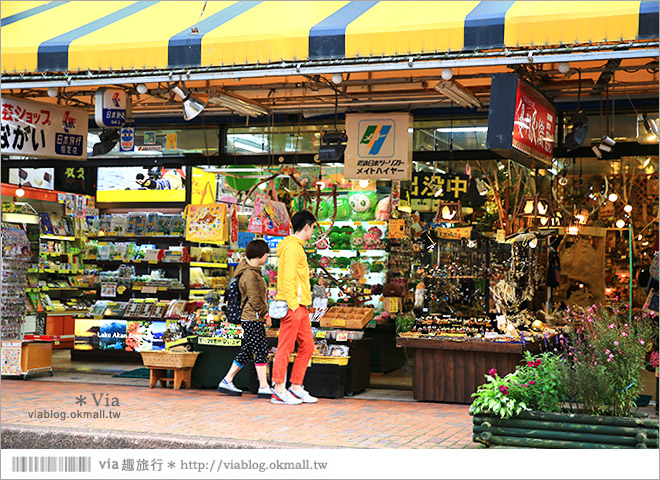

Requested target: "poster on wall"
[
  {"left": 99, "top": 320, "right": 127, "bottom": 350},
  {"left": 8, "top": 168, "right": 54, "bottom": 190},
  {"left": 191, "top": 167, "right": 218, "bottom": 204},
  {"left": 1, "top": 96, "right": 88, "bottom": 160},
  {"left": 74, "top": 319, "right": 100, "bottom": 351},
  {"left": 96, "top": 166, "right": 187, "bottom": 203},
  {"left": 344, "top": 112, "right": 413, "bottom": 180}
]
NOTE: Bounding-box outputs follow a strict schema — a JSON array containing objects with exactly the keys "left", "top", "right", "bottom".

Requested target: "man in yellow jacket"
[{"left": 271, "top": 210, "right": 319, "bottom": 405}]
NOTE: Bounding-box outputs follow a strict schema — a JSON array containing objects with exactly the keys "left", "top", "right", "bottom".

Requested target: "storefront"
[{"left": 2, "top": 1, "right": 658, "bottom": 400}]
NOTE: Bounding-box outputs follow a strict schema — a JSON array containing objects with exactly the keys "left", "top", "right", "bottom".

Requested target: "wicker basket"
[{"left": 140, "top": 351, "right": 200, "bottom": 369}]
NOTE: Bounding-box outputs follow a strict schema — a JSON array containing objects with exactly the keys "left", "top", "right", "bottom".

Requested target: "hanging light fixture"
[
  {"left": 574, "top": 208, "right": 589, "bottom": 225},
  {"left": 567, "top": 223, "right": 581, "bottom": 235},
  {"left": 623, "top": 204, "right": 633, "bottom": 213},
  {"left": 15, "top": 182, "right": 25, "bottom": 197},
  {"left": 518, "top": 195, "right": 550, "bottom": 218},
  {"left": 615, "top": 219, "right": 626, "bottom": 228},
  {"left": 434, "top": 201, "right": 463, "bottom": 224},
  {"left": 433, "top": 80, "right": 481, "bottom": 109},
  {"left": 608, "top": 192, "right": 618, "bottom": 202},
  {"left": 171, "top": 82, "right": 208, "bottom": 121}
]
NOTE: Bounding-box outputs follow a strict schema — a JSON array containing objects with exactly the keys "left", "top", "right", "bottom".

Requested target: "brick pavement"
[{"left": 0, "top": 379, "right": 477, "bottom": 449}]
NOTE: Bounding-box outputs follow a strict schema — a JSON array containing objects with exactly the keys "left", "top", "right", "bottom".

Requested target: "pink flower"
[
  {"left": 614, "top": 341, "right": 619, "bottom": 346},
  {"left": 488, "top": 368, "right": 497, "bottom": 377},
  {"left": 499, "top": 385, "right": 509, "bottom": 394},
  {"left": 522, "top": 384, "right": 529, "bottom": 388},
  {"left": 529, "top": 381, "right": 536, "bottom": 385},
  {"left": 608, "top": 324, "right": 615, "bottom": 329},
  {"left": 607, "top": 357, "right": 612, "bottom": 362},
  {"left": 535, "top": 359, "right": 542, "bottom": 366},
  {"left": 622, "top": 332, "right": 628, "bottom": 337},
  {"left": 639, "top": 339, "right": 645, "bottom": 345},
  {"left": 527, "top": 361, "right": 535, "bottom": 368},
  {"left": 605, "top": 349, "right": 611, "bottom": 354}
]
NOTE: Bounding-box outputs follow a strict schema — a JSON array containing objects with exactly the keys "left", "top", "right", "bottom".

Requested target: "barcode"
[{"left": 12, "top": 456, "right": 91, "bottom": 473}]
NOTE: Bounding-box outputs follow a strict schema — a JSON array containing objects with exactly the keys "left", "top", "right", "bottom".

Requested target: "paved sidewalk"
[{"left": 0, "top": 378, "right": 477, "bottom": 449}]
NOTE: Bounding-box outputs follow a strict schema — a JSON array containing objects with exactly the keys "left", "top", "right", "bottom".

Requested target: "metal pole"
[{"left": 629, "top": 226, "right": 633, "bottom": 321}]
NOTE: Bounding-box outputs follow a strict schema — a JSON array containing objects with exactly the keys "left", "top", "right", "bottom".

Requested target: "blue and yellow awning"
[{"left": 1, "top": 1, "right": 658, "bottom": 74}]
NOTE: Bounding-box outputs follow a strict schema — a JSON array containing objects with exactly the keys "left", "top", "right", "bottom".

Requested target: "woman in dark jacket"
[{"left": 218, "top": 239, "right": 272, "bottom": 398}]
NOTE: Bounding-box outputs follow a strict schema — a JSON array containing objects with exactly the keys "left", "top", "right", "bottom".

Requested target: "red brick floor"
[{"left": 0, "top": 379, "right": 477, "bottom": 449}]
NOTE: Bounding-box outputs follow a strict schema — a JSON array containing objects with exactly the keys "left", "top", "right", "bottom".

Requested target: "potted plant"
[{"left": 470, "top": 304, "right": 659, "bottom": 448}]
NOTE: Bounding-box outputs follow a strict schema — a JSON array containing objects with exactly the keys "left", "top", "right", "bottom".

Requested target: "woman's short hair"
[{"left": 245, "top": 239, "right": 270, "bottom": 259}]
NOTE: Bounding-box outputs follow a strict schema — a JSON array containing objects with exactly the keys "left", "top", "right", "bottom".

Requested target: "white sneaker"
[
  {"left": 288, "top": 387, "right": 318, "bottom": 404},
  {"left": 257, "top": 386, "right": 273, "bottom": 399},
  {"left": 217, "top": 378, "right": 242, "bottom": 396},
  {"left": 270, "top": 389, "right": 303, "bottom": 405}
]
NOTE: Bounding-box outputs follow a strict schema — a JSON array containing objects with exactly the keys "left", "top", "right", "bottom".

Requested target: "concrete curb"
[{"left": 1, "top": 424, "right": 332, "bottom": 449}]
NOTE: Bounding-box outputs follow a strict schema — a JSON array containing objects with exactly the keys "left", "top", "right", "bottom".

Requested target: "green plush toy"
[
  {"left": 316, "top": 199, "right": 331, "bottom": 221},
  {"left": 350, "top": 227, "right": 367, "bottom": 250},
  {"left": 348, "top": 192, "right": 379, "bottom": 221},
  {"left": 335, "top": 197, "right": 352, "bottom": 220},
  {"left": 337, "top": 231, "right": 351, "bottom": 250}
]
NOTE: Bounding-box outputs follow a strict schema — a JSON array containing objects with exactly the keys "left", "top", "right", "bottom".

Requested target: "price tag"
[
  {"left": 336, "top": 331, "right": 349, "bottom": 341},
  {"left": 157, "top": 287, "right": 167, "bottom": 291},
  {"left": 388, "top": 297, "right": 400, "bottom": 313},
  {"left": 113, "top": 256, "right": 123, "bottom": 261},
  {"left": 142, "top": 286, "right": 158, "bottom": 294},
  {"left": 148, "top": 260, "right": 158, "bottom": 264},
  {"left": 315, "top": 331, "right": 327, "bottom": 339},
  {"left": 331, "top": 319, "right": 346, "bottom": 327}
]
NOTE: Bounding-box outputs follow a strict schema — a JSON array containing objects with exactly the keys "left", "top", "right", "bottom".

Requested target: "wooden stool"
[{"left": 148, "top": 367, "right": 193, "bottom": 390}]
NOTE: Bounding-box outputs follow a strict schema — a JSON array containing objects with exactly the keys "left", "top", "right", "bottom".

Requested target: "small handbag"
[{"left": 268, "top": 300, "right": 289, "bottom": 320}]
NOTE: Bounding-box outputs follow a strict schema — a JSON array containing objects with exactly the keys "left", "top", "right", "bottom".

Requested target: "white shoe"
[
  {"left": 217, "top": 379, "right": 242, "bottom": 396},
  {"left": 270, "top": 389, "right": 303, "bottom": 405},
  {"left": 257, "top": 386, "right": 273, "bottom": 399},
  {"left": 288, "top": 387, "right": 318, "bottom": 403}
]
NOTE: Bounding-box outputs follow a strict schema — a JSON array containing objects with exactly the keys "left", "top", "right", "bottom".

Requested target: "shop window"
[
  {"left": 411, "top": 119, "right": 489, "bottom": 152},
  {"left": 225, "top": 124, "right": 339, "bottom": 155},
  {"left": 561, "top": 112, "right": 659, "bottom": 145},
  {"left": 87, "top": 128, "right": 219, "bottom": 156}
]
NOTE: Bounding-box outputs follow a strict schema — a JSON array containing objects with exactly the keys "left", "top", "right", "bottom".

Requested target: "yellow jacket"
[{"left": 275, "top": 235, "right": 311, "bottom": 310}]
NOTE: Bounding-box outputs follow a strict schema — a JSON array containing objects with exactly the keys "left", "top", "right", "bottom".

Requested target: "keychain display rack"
[{"left": 1, "top": 224, "right": 31, "bottom": 339}]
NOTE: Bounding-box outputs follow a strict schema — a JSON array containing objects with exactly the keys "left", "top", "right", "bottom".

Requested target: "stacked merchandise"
[
  {"left": 87, "top": 212, "right": 186, "bottom": 237},
  {"left": 1, "top": 225, "right": 31, "bottom": 338}
]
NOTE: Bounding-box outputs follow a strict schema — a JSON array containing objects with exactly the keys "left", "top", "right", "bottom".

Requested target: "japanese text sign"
[
  {"left": 1, "top": 96, "right": 88, "bottom": 160},
  {"left": 95, "top": 88, "right": 127, "bottom": 128},
  {"left": 487, "top": 73, "right": 556, "bottom": 168},
  {"left": 512, "top": 81, "right": 556, "bottom": 163},
  {"left": 410, "top": 172, "right": 471, "bottom": 201},
  {"left": 344, "top": 113, "right": 412, "bottom": 180}
]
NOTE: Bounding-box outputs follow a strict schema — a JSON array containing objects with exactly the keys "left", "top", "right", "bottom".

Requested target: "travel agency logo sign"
[{"left": 345, "top": 113, "right": 413, "bottom": 181}]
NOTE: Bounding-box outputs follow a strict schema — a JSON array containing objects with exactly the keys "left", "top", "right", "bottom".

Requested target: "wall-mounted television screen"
[{"left": 96, "top": 166, "right": 187, "bottom": 203}]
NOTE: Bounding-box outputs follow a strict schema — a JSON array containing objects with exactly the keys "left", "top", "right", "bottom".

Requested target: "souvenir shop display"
[{"left": 1, "top": 225, "right": 31, "bottom": 338}]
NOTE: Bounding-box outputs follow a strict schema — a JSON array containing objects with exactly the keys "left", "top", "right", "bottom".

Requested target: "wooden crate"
[{"left": 319, "top": 307, "right": 373, "bottom": 330}]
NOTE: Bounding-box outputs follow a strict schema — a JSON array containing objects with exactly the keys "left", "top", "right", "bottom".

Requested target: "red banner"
[{"left": 512, "top": 81, "right": 556, "bottom": 163}]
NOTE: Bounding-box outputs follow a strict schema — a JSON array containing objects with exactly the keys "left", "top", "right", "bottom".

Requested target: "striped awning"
[{"left": 1, "top": 1, "right": 658, "bottom": 74}]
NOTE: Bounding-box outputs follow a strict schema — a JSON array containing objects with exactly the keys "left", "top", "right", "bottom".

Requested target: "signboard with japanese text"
[
  {"left": 410, "top": 172, "right": 484, "bottom": 212},
  {"left": 54, "top": 166, "right": 95, "bottom": 195},
  {"left": 344, "top": 113, "right": 412, "bottom": 180},
  {"left": 1, "top": 96, "right": 87, "bottom": 160},
  {"left": 512, "top": 81, "right": 556, "bottom": 163},
  {"left": 487, "top": 73, "right": 556, "bottom": 168},
  {"left": 94, "top": 88, "right": 127, "bottom": 128}
]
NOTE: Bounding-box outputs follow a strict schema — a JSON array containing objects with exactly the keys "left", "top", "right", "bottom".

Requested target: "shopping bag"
[
  {"left": 184, "top": 203, "right": 228, "bottom": 244},
  {"left": 247, "top": 194, "right": 291, "bottom": 237}
]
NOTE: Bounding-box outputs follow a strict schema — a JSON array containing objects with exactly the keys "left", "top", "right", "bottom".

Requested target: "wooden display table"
[
  {"left": 396, "top": 336, "right": 545, "bottom": 404},
  {"left": 149, "top": 367, "right": 193, "bottom": 390}
]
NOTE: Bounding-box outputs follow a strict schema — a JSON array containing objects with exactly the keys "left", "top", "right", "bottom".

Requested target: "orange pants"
[{"left": 272, "top": 306, "right": 314, "bottom": 385}]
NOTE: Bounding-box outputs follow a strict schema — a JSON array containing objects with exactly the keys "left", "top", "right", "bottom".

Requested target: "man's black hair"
[{"left": 291, "top": 210, "right": 316, "bottom": 233}]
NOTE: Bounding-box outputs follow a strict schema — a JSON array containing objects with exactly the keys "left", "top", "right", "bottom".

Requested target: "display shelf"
[
  {"left": 41, "top": 234, "right": 77, "bottom": 241},
  {"left": 44, "top": 310, "right": 88, "bottom": 316},
  {"left": 88, "top": 235, "right": 185, "bottom": 240},
  {"left": 40, "top": 252, "right": 80, "bottom": 257},
  {"left": 38, "top": 268, "right": 85, "bottom": 274},
  {"left": 24, "top": 334, "right": 75, "bottom": 341},
  {"left": 189, "top": 262, "right": 228, "bottom": 268},
  {"left": 88, "top": 259, "right": 189, "bottom": 266}
]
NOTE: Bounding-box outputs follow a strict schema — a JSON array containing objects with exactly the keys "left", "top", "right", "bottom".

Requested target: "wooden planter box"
[{"left": 471, "top": 410, "right": 659, "bottom": 449}]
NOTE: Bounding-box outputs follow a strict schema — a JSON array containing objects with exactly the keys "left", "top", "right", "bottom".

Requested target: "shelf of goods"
[
  {"left": 29, "top": 232, "right": 94, "bottom": 348},
  {"left": 311, "top": 220, "right": 389, "bottom": 310}
]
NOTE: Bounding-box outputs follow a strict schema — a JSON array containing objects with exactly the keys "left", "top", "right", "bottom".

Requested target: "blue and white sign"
[
  {"left": 119, "top": 127, "right": 135, "bottom": 152},
  {"left": 95, "top": 88, "right": 127, "bottom": 128}
]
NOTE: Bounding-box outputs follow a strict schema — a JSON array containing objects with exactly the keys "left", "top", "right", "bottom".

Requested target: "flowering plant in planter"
[
  {"left": 471, "top": 303, "right": 658, "bottom": 419},
  {"left": 558, "top": 304, "right": 657, "bottom": 417},
  {"left": 470, "top": 351, "right": 565, "bottom": 419}
]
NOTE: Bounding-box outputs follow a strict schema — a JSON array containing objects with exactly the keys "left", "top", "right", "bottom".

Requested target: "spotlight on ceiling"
[
  {"left": 171, "top": 82, "right": 208, "bottom": 121},
  {"left": 564, "top": 112, "right": 589, "bottom": 151},
  {"left": 92, "top": 128, "right": 120, "bottom": 156},
  {"left": 441, "top": 68, "right": 453, "bottom": 81},
  {"left": 318, "top": 131, "right": 348, "bottom": 162},
  {"left": 332, "top": 73, "right": 343, "bottom": 85},
  {"left": 136, "top": 83, "right": 148, "bottom": 94},
  {"left": 47, "top": 87, "right": 58, "bottom": 98}
]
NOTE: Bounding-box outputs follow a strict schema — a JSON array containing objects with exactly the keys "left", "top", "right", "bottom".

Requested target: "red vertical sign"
[{"left": 512, "top": 81, "right": 556, "bottom": 163}]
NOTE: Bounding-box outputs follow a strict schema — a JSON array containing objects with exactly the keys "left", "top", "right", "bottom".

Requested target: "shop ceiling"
[{"left": 1, "top": 1, "right": 658, "bottom": 173}]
